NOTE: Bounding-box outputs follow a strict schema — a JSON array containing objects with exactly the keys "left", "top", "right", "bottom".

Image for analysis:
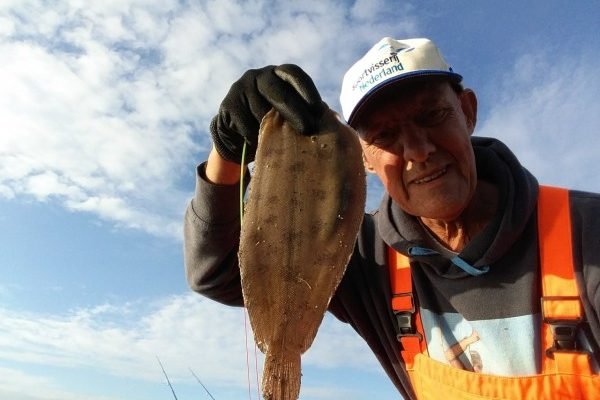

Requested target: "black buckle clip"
[
  {"left": 393, "top": 293, "right": 422, "bottom": 341},
  {"left": 395, "top": 311, "right": 414, "bottom": 334},
  {"left": 545, "top": 320, "right": 581, "bottom": 358},
  {"left": 540, "top": 296, "right": 583, "bottom": 357}
]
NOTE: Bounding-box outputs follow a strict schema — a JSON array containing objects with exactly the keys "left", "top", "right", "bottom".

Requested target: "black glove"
[{"left": 211, "top": 64, "right": 326, "bottom": 164}]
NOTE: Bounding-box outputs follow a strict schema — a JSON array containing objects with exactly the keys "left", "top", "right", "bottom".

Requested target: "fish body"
[{"left": 239, "top": 108, "right": 366, "bottom": 400}]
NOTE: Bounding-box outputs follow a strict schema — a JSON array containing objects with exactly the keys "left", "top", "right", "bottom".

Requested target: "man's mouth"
[{"left": 412, "top": 167, "right": 447, "bottom": 184}]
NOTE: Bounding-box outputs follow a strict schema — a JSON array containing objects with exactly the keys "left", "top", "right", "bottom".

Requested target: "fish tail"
[{"left": 261, "top": 350, "right": 301, "bottom": 400}]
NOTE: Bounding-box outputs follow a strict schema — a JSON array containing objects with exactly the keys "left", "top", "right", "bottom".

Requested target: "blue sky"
[{"left": 0, "top": 1, "right": 599, "bottom": 399}]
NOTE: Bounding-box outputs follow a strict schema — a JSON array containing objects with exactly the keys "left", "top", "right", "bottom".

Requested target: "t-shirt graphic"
[{"left": 420, "top": 309, "right": 540, "bottom": 375}]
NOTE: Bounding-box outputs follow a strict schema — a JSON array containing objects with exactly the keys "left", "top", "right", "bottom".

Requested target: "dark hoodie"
[{"left": 184, "top": 136, "right": 600, "bottom": 399}]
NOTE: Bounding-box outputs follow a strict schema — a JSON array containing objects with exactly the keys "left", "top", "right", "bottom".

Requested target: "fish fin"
[{"left": 261, "top": 350, "right": 301, "bottom": 400}]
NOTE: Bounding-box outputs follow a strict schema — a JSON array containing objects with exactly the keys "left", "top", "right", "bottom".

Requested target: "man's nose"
[{"left": 402, "top": 130, "right": 435, "bottom": 165}]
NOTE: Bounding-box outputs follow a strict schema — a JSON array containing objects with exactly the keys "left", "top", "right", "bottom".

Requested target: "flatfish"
[{"left": 239, "top": 108, "right": 366, "bottom": 400}]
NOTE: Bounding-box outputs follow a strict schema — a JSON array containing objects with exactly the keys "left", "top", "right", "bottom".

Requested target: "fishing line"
[
  {"left": 240, "top": 140, "right": 246, "bottom": 225},
  {"left": 243, "top": 311, "right": 253, "bottom": 400},
  {"left": 239, "top": 140, "right": 261, "bottom": 400},
  {"left": 239, "top": 140, "right": 252, "bottom": 400}
]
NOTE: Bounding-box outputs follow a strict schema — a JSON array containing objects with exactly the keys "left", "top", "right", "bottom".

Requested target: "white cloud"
[
  {"left": 477, "top": 50, "right": 600, "bottom": 193},
  {"left": 0, "top": 367, "right": 116, "bottom": 400},
  {"left": 0, "top": 0, "right": 418, "bottom": 239},
  {"left": 305, "top": 313, "right": 382, "bottom": 370},
  {"left": 0, "top": 293, "right": 387, "bottom": 399},
  {"left": 299, "top": 385, "right": 366, "bottom": 400},
  {"left": 25, "top": 171, "right": 85, "bottom": 201}
]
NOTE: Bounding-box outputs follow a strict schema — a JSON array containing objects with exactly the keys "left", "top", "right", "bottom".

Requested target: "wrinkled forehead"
[{"left": 350, "top": 77, "right": 456, "bottom": 131}]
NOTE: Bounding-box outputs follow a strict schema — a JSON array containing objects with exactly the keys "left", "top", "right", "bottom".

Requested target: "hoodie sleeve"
[
  {"left": 569, "top": 190, "right": 600, "bottom": 353},
  {"left": 183, "top": 162, "right": 248, "bottom": 307}
]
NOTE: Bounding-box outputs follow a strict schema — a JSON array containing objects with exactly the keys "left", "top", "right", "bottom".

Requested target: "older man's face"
[{"left": 356, "top": 81, "right": 478, "bottom": 221}]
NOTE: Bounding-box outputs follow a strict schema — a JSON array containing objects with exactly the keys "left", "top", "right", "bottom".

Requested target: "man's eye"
[
  {"left": 367, "top": 130, "right": 396, "bottom": 147},
  {"left": 418, "top": 108, "right": 451, "bottom": 126}
]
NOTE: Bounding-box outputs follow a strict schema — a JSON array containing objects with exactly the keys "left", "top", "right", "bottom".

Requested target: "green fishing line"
[{"left": 239, "top": 140, "right": 247, "bottom": 224}]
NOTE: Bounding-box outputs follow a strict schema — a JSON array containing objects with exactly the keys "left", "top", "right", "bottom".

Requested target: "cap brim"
[{"left": 347, "top": 70, "right": 463, "bottom": 126}]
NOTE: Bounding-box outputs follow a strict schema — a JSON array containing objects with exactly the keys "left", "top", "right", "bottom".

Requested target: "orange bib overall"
[{"left": 389, "top": 186, "right": 600, "bottom": 399}]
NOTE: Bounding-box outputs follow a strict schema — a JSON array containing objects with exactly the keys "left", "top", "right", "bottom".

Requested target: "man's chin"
[{"left": 411, "top": 202, "right": 467, "bottom": 222}]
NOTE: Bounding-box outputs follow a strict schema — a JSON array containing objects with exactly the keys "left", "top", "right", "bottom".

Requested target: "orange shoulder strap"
[
  {"left": 388, "top": 247, "right": 427, "bottom": 367},
  {"left": 537, "top": 185, "right": 590, "bottom": 373},
  {"left": 537, "top": 185, "right": 580, "bottom": 318}
]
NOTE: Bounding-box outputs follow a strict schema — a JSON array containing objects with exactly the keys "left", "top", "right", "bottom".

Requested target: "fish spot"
[
  {"left": 264, "top": 214, "right": 278, "bottom": 225},
  {"left": 309, "top": 222, "right": 322, "bottom": 235},
  {"left": 316, "top": 251, "right": 336, "bottom": 264},
  {"left": 254, "top": 263, "right": 269, "bottom": 274},
  {"left": 311, "top": 189, "right": 326, "bottom": 201},
  {"left": 269, "top": 160, "right": 281, "bottom": 169},
  {"left": 288, "top": 161, "right": 306, "bottom": 173},
  {"left": 283, "top": 230, "right": 304, "bottom": 244},
  {"left": 263, "top": 147, "right": 284, "bottom": 157}
]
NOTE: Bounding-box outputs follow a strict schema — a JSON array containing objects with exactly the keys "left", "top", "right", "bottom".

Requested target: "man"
[{"left": 184, "top": 37, "right": 600, "bottom": 398}]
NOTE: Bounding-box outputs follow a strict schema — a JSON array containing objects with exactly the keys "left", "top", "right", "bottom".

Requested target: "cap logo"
[{"left": 351, "top": 46, "right": 414, "bottom": 93}]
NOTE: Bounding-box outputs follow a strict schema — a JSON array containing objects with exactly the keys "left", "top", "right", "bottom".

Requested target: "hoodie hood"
[{"left": 377, "top": 136, "right": 538, "bottom": 278}]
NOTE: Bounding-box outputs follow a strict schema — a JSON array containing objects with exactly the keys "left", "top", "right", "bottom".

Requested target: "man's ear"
[{"left": 460, "top": 89, "right": 478, "bottom": 134}]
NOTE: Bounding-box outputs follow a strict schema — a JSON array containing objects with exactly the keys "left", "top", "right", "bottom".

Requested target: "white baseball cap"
[{"left": 340, "top": 37, "right": 462, "bottom": 124}]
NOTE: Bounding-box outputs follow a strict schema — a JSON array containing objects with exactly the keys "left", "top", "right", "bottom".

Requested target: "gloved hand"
[{"left": 210, "top": 64, "right": 326, "bottom": 164}]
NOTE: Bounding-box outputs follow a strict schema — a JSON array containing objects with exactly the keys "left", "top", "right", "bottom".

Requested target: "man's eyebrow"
[{"left": 418, "top": 94, "right": 449, "bottom": 107}]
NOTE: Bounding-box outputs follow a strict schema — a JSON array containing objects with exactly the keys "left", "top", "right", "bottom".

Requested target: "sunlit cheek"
[
  {"left": 365, "top": 147, "right": 405, "bottom": 191},
  {"left": 385, "top": 166, "right": 406, "bottom": 199}
]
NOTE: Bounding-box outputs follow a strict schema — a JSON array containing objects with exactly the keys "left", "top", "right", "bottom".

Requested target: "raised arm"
[{"left": 183, "top": 64, "right": 325, "bottom": 306}]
